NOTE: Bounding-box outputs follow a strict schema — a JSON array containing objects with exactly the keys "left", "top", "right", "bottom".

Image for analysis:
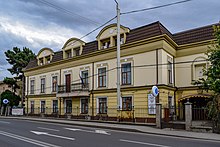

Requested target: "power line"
[
  {"left": 37, "top": 0, "right": 100, "bottom": 26},
  {"left": 121, "top": 0, "right": 192, "bottom": 15},
  {"left": 27, "top": 59, "right": 208, "bottom": 93}
]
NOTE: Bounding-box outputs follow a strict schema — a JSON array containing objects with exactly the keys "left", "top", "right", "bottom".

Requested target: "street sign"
[
  {"left": 152, "top": 86, "right": 159, "bottom": 97},
  {"left": 3, "top": 99, "right": 9, "bottom": 104}
]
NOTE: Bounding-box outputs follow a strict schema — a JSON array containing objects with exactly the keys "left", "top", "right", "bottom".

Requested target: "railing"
[{"left": 58, "top": 83, "right": 89, "bottom": 93}]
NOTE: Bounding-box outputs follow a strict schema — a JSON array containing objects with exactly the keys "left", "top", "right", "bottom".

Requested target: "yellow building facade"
[{"left": 24, "top": 22, "right": 217, "bottom": 123}]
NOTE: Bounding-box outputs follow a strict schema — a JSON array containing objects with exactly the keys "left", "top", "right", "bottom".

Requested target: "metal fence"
[{"left": 24, "top": 107, "right": 156, "bottom": 123}]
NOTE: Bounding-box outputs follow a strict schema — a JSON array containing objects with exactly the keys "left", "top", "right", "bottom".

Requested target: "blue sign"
[
  {"left": 152, "top": 86, "right": 159, "bottom": 97},
  {"left": 3, "top": 99, "right": 9, "bottom": 104}
]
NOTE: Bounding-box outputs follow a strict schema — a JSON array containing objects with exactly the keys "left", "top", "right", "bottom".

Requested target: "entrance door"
[
  {"left": 66, "top": 100, "right": 72, "bottom": 114},
  {"left": 65, "top": 74, "right": 71, "bottom": 92}
]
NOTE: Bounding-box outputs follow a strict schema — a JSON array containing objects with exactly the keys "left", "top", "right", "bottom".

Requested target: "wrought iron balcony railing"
[{"left": 58, "top": 83, "right": 89, "bottom": 93}]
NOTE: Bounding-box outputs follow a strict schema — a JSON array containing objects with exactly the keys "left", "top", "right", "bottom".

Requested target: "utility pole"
[{"left": 114, "top": 0, "right": 121, "bottom": 109}]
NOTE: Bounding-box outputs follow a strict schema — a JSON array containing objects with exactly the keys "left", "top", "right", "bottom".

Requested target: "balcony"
[{"left": 56, "top": 83, "right": 90, "bottom": 98}]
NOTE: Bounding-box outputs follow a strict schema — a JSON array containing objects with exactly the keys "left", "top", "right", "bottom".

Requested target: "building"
[{"left": 23, "top": 21, "right": 217, "bottom": 122}]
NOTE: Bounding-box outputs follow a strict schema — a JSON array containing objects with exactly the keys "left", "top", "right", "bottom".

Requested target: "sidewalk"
[{"left": 1, "top": 116, "right": 220, "bottom": 142}]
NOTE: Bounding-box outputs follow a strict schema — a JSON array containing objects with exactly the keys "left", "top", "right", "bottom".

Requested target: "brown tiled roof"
[
  {"left": 82, "top": 41, "right": 98, "bottom": 55},
  {"left": 173, "top": 24, "right": 217, "bottom": 45},
  {"left": 25, "top": 21, "right": 217, "bottom": 70}
]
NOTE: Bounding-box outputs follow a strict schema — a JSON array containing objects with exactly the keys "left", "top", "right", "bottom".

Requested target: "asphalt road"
[{"left": 0, "top": 118, "right": 219, "bottom": 147}]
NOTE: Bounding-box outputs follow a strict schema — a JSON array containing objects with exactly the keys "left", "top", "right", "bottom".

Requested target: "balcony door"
[{"left": 65, "top": 74, "right": 71, "bottom": 92}]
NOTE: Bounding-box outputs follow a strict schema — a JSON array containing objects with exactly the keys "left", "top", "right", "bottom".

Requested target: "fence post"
[
  {"left": 156, "top": 103, "right": 162, "bottom": 128},
  {"left": 185, "top": 102, "right": 192, "bottom": 131}
]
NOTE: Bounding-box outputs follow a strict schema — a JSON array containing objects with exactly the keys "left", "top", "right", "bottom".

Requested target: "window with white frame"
[
  {"left": 195, "top": 64, "right": 206, "bottom": 80},
  {"left": 167, "top": 56, "right": 173, "bottom": 84},
  {"left": 41, "top": 78, "right": 46, "bottom": 93},
  {"left": 81, "top": 70, "right": 89, "bottom": 85},
  {"left": 30, "top": 80, "right": 35, "bottom": 94},
  {"left": 98, "top": 67, "right": 107, "bottom": 87},
  {"left": 121, "top": 63, "right": 131, "bottom": 85},
  {"left": 98, "top": 97, "right": 107, "bottom": 114},
  {"left": 81, "top": 98, "right": 88, "bottom": 114},
  {"left": 122, "top": 96, "right": 132, "bottom": 111},
  {"left": 52, "top": 76, "right": 58, "bottom": 92},
  {"left": 191, "top": 57, "right": 207, "bottom": 81}
]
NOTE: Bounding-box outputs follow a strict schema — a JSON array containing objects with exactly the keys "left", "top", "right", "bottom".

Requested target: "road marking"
[
  {"left": 65, "top": 128, "right": 111, "bottom": 135},
  {"left": 37, "top": 127, "right": 60, "bottom": 132},
  {"left": 0, "top": 121, "right": 10, "bottom": 124},
  {"left": 0, "top": 130, "right": 60, "bottom": 147},
  {"left": 120, "top": 139, "right": 171, "bottom": 147},
  {"left": 31, "top": 131, "right": 75, "bottom": 141}
]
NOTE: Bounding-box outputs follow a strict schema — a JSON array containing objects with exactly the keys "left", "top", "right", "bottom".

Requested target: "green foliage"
[
  {"left": 3, "top": 77, "right": 19, "bottom": 92},
  {"left": 5, "top": 47, "right": 35, "bottom": 77},
  {"left": 196, "top": 23, "right": 220, "bottom": 127},
  {"left": 0, "top": 90, "right": 21, "bottom": 107}
]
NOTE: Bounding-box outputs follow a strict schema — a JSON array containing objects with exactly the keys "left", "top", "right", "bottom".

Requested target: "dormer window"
[
  {"left": 73, "top": 47, "right": 80, "bottom": 56},
  {"left": 114, "top": 35, "right": 125, "bottom": 46},
  {"left": 66, "top": 50, "right": 72, "bottom": 58},
  {"left": 101, "top": 39, "right": 110, "bottom": 49},
  {"left": 45, "top": 56, "right": 51, "bottom": 64},
  {"left": 39, "top": 58, "right": 43, "bottom": 65}
]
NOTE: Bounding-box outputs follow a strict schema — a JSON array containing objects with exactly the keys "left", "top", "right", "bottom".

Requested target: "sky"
[{"left": 0, "top": 0, "right": 219, "bottom": 80}]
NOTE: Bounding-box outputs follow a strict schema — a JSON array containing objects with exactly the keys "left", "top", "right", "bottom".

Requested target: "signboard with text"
[{"left": 148, "top": 94, "right": 156, "bottom": 114}]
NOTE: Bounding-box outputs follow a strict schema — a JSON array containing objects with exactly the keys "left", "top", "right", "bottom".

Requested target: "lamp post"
[{"left": 114, "top": 0, "right": 121, "bottom": 109}]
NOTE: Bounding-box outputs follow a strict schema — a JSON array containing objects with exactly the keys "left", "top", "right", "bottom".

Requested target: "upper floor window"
[
  {"left": 39, "top": 58, "right": 43, "bottom": 65},
  {"left": 121, "top": 63, "right": 131, "bottom": 85},
  {"left": 30, "top": 80, "right": 35, "bottom": 94},
  {"left": 73, "top": 47, "right": 80, "bottom": 56},
  {"left": 52, "top": 76, "right": 58, "bottom": 92},
  {"left": 66, "top": 50, "right": 72, "bottom": 58},
  {"left": 45, "top": 56, "right": 51, "bottom": 64},
  {"left": 101, "top": 39, "right": 110, "bottom": 49},
  {"left": 114, "top": 35, "right": 124, "bottom": 46},
  {"left": 98, "top": 67, "right": 106, "bottom": 87},
  {"left": 81, "top": 70, "right": 89, "bottom": 85},
  {"left": 168, "top": 61, "right": 173, "bottom": 84},
  {"left": 41, "top": 78, "right": 46, "bottom": 93},
  {"left": 195, "top": 64, "right": 206, "bottom": 80}
]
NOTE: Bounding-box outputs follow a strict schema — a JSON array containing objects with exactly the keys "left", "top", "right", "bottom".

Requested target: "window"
[
  {"left": 168, "top": 61, "right": 173, "bottom": 84},
  {"left": 66, "top": 100, "right": 72, "bottom": 113},
  {"left": 81, "top": 70, "right": 88, "bottom": 85},
  {"left": 98, "top": 98, "right": 107, "bottom": 114},
  {"left": 81, "top": 99, "right": 88, "bottom": 114},
  {"left": 52, "top": 76, "right": 58, "bottom": 92},
  {"left": 101, "top": 39, "right": 110, "bottom": 49},
  {"left": 52, "top": 100, "right": 58, "bottom": 113},
  {"left": 114, "top": 35, "right": 124, "bottom": 46},
  {"left": 66, "top": 50, "right": 72, "bottom": 58},
  {"left": 98, "top": 67, "right": 106, "bottom": 87},
  {"left": 39, "top": 58, "right": 43, "bottom": 65},
  {"left": 30, "top": 101, "right": 34, "bottom": 113},
  {"left": 195, "top": 64, "right": 206, "bottom": 80},
  {"left": 74, "top": 47, "right": 80, "bottom": 56},
  {"left": 41, "top": 78, "right": 45, "bottom": 93},
  {"left": 121, "top": 63, "right": 131, "bottom": 85},
  {"left": 30, "top": 80, "right": 35, "bottom": 94},
  {"left": 40, "top": 101, "right": 46, "bottom": 113},
  {"left": 122, "top": 96, "right": 132, "bottom": 110},
  {"left": 45, "top": 56, "right": 51, "bottom": 64}
]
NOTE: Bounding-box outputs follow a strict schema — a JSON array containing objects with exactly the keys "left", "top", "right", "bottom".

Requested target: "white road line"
[
  {"left": 31, "top": 131, "right": 75, "bottom": 141},
  {"left": 37, "top": 127, "right": 60, "bottom": 132},
  {"left": 65, "top": 128, "right": 111, "bottom": 135},
  {"left": 0, "top": 130, "right": 60, "bottom": 147},
  {"left": 120, "top": 139, "right": 171, "bottom": 147},
  {"left": 0, "top": 121, "right": 10, "bottom": 124}
]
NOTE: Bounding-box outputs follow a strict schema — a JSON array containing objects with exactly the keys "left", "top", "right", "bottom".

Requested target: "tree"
[
  {"left": 5, "top": 47, "right": 35, "bottom": 106},
  {"left": 195, "top": 23, "right": 220, "bottom": 131},
  {"left": 1, "top": 90, "right": 21, "bottom": 107},
  {"left": 3, "top": 77, "right": 19, "bottom": 92}
]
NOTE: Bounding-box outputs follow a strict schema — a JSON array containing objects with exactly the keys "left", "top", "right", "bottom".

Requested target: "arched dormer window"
[
  {"left": 62, "top": 38, "right": 85, "bottom": 59},
  {"left": 37, "top": 48, "right": 54, "bottom": 66},
  {"left": 96, "top": 24, "right": 130, "bottom": 50}
]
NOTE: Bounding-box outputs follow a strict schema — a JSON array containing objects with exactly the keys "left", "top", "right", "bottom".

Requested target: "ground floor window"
[
  {"left": 122, "top": 96, "right": 132, "bottom": 110},
  {"left": 52, "top": 100, "right": 58, "bottom": 113},
  {"left": 30, "top": 101, "right": 34, "bottom": 113},
  {"left": 40, "top": 101, "right": 45, "bottom": 113},
  {"left": 98, "top": 98, "right": 107, "bottom": 114},
  {"left": 81, "top": 98, "right": 88, "bottom": 114},
  {"left": 66, "top": 100, "right": 72, "bottom": 113}
]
